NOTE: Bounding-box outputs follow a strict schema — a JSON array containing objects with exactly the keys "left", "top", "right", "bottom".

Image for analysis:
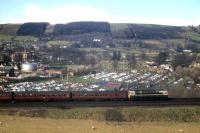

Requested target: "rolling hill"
[{"left": 0, "top": 21, "right": 199, "bottom": 51}]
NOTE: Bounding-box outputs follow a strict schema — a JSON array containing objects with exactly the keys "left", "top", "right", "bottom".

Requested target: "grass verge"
[{"left": 0, "top": 106, "right": 200, "bottom": 122}]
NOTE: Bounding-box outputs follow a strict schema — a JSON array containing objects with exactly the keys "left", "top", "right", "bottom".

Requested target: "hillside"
[
  {"left": 0, "top": 22, "right": 199, "bottom": 50},
  {"left": 0, "top": 24, "right": 20, "bottom": 35},
  {"left": 110, "top": 23, "right": 183, "bottom": 39}
]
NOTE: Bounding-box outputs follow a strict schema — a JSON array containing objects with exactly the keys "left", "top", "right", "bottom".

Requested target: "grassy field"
[
  {"left": 1, "top": 115, "right": 200, "bottom": 133},
  {"left": 0, "top": 34, "right": 38, "bottom": 41},
  {"left": 14, "top": 36, "right": 38, "bottom": 41},
  {"left": 162, "top": 39, "right": 186, "bottom": 46},
  {"left": 106, "top": 47, "right": 143, "bottom": 54},
  {"left": 184, "top": 31, "right": 200, "bottom": 42},
  {"left": 78, "top": 48, "right": 107, "bottom": 52},
  {"left": 0, "top": 24, "right": 20, "bottom": 35},
  {"left": 0, "top": 34, "right": 12, "bottom": 41},
  {"left": 47, "top": 40, "right": 75, "bottom": 46},
  {"left": 144, "top": 39, "right": 166, "bottom": 48}
]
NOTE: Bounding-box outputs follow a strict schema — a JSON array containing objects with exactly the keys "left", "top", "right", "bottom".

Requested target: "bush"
[{"left": 104, "top": 109, "right": 124, "bottom": 122}]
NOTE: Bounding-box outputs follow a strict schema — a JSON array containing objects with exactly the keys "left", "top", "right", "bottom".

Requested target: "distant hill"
[
  {"left": 110, "top": 23, "right": 183, "bottom": 39},
  {"left": 0, "top": 21, "right": 199, "bottom": 51},
  {"left": 0, "top": 24, "right": 20, "bottom": 35}
]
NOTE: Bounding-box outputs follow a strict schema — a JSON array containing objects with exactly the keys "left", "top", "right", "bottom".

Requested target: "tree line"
[
  {"left": 53, "top": 22, "right": 111, "bottom": 35},
  {"left": 17, "top": 22, "right": 49, "bottom": 37}
]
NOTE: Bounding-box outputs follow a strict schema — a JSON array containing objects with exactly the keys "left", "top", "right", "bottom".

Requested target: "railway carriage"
[
  {"left": 14, "top": 91, "right": 71, "bottom": 101},
  {"left": 0, "top": 92, "right": 12, "bottom": 101},
  {"left": 71, "top": 91, "right": 128, "bottom": 101}
]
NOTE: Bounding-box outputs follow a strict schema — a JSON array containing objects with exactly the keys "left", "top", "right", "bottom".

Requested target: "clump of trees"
[
  {"left": 127, "top": 53, "right": 137, "bottom": 69},
  {"left": 171, "top": 53, "right": 195, "bottom": 69},
  {"left": 112, "top": 51, "right": 121, "bottom": 61},
  {"left": 140, "top": 53, "right": 147, "bottom": 60},
  {"left": 176, "top": 67, "right": 200, "bottom": 83},
  {"left": 185, "top": 43, "right": 200, "bottom": 53},
  {"left": 172, "top": 53, "right": 200, "bottom": 83},
  {"left": 112, "top": 51, "right": 122, "bottom": 71},
  {"left": 0, "top": 44, "right": 11, "bottom": 66},
  {"left": 155, "top": 51, "right": 169, "bottom": 66},
  {"left": 54, "top": 22, "right": 111, "bottom": 35},
  {"left": 17, "top": 22, "right": 49, "bottom": 36},
  {"left": 0, "top": 54, "right": 11, "bottom": 66}
]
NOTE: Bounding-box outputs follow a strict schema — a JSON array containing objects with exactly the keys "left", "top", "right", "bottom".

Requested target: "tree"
[
  {"left": 185, "top": 43, "right": 199, "bottom": 53},
  {"left": 140, "top": 53, "right": 147, "bottom": 60},
  {"left": 127, "top": 53, "right": 137, "bottom": 69},
  {"left": 112, "top": 60, "right": 118, "bottom": 71},
  {"left": 0, "top": 54, "right": 11, "bottom": 66},
  {"left": 175, "top": 66, "right": 200, "bottom": 84},
  {"left": 9, "top": 68, "right": 15, "bottom": 77},
  {"left": 176, "top": 44, "right": 183, "bottom": 52},
  {"left": 112, "top": 51, "right": 122, "bottom": 71},
  {"left": 117, "top": 51, "right": 121, "bottom": 61},
  {"left": 17, "top": 63, "right": 21, "bottom": 72},
  {"left": 112, "top": 51, "right": 117, "bottom": 61},
  {"left": 155, "top": 51, "right": 169, "bottom": 66},
  {"left": 196, "top": 54, "right": 200, "bottom": 63},
  {"left": 86, "top": 56, "right": 97, "bottom": 66}
]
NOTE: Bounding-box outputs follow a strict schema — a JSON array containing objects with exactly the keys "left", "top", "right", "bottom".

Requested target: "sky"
[{"left": 0, "top": 0, "right": 199, "bottom": 26}]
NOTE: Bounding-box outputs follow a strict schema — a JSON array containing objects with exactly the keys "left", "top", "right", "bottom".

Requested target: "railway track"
[{"left": 1, "top": 99, "right": 200, "bottom": 108}]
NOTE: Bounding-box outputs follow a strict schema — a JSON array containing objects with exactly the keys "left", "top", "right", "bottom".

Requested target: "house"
[{"left": 46, "top": 66, "right": 66, "bottom": 76}]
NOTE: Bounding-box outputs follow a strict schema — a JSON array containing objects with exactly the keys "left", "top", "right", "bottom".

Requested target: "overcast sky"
[{"left": 0, "top": 0, "right": 199, "bottom": 26}]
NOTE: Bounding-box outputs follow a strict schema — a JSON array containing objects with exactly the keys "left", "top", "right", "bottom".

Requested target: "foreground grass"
[
  {"left": 0, "top": 115, "right": 200, "bottom": 133},
  {"left": 1, "top": 106, "right": 200, "bottom": 122}
]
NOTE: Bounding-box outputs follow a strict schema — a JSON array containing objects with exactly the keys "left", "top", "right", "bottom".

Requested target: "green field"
[
  {"left": 184, "top": 31, "right": 200, "bottom": 42},
  {"left": 0, "top": 24, "right": 20, "bottom": 35},
  {"left": 0, "top": 34, "right": 12, "bottom": 41},
  {"left": 0, "top": 34, "right": 38, "bottom": 41},
  {"left": 47, "top": 40, "right": 75, "bottom": 46},
  {"left": 107, "top": 48, "right": 143, "bottom": 54},
  {"left": 78, "top": 48, "right": 107, "bottom": 52},
  {"left": 14, "top": 36, "right": 38, "bottom": 41}
]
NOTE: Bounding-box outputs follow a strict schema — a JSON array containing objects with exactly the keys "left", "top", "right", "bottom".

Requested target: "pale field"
[{"left": 0, "top": 115, "right": 200, "bottom": 133}]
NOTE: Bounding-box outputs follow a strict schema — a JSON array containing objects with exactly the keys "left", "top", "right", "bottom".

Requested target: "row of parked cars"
[
  {"left": 83, "top": 71, "right": 171, "bottom": 88},
  {"left": 4, "top": 81, "right": 85, "bottom": 92},
  {"left": 4, "top": 70, "right": 192, "bottom": 92}
]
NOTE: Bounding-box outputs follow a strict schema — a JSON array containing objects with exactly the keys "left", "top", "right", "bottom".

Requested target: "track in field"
[{"left": 1, "top": 99, "right": 200, "bottom": 108}]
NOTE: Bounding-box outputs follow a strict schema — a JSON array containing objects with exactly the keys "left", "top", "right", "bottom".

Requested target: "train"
[{"left": 0, "top": 89, "right": 168, "bottom": 102}]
